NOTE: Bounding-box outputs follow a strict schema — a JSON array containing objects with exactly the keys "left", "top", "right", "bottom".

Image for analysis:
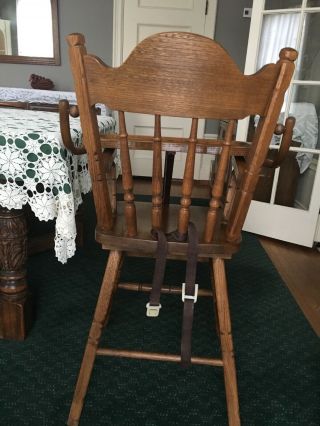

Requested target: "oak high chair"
[{"left": 66, "top": 32, "right": 297, "bottom": 426}]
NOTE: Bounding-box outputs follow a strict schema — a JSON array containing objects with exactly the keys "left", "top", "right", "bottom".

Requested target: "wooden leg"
[
  {"left": 0, "top": 207, "right": 32, "bottom": 340},
  {"left": 212, "top": 258, "right": 240, "bottom": 426},
  {"left": 67, "top": 250, "right": 123, "bottom": 426},
  {"left": 102, "top": 253, "right": 124, "bottom": 329},
  {"left": 162, "top": 151, "right": 175, "bottom": 205},
  {"left": 209, "top": 262, "right": 220, "bottom": 338}
]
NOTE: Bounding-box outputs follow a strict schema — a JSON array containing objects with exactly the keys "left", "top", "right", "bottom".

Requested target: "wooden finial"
[
  {"left": 67, "top": 33, "right": 86, "bottom": 47},
  {"left": 279, "top": 47, "right": 298, "bottom": 62}
]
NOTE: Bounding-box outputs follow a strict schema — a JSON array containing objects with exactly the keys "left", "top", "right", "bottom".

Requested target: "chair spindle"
[
  {"left": 177, "top": 118, "right": 198, "bottom": 238},
  {"left": 118, "top": 111, "right": 137, "bottom": 237},
  {"left": 151, "top": 115, "right": 163, "bottom": 230},
  {"left": 204, "top": 120, "right": 236, "bottom": 243}
]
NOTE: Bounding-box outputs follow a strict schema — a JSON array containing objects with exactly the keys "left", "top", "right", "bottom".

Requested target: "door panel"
[
  {"left": 122, "top": 0, "right": 209, "bottom": 61},
  {"left": 114, "top": 0, "right": 217, "bottom": 178},
  {"left": 139, "top": 0, "right": 195, "bottom": 9},
  {"left": 137, "top": 24, "right": 192, "bottom": 43},
  {"left": 129, "top": 119, "right": 185, "bottom": 177}
]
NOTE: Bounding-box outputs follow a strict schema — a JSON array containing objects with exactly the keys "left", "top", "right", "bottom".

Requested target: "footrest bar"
[{"left": 96, "top": 348, "right": 223, "bottom": 366}]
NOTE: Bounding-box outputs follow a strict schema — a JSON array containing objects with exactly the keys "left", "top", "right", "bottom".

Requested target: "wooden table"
[{"left": 0, "top": 107, "right": 115, "bottom": 340}]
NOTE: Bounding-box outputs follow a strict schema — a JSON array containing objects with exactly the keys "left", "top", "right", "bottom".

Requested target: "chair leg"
[
  {"left": 212, "top": 258, "right": 240, "bottom": 426},
  {"left": 209, "top": 262, "right": 220, "bottom": 337},
  {"left": 67, "top": 250, "right": 123, "bottom": 426}
]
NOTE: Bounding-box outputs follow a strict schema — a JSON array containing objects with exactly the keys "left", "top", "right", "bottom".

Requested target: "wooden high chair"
[{"left": 66, "top": 32, "right": 297, "bottom": 426}]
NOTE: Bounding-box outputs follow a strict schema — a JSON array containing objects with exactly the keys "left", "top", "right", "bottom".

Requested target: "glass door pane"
[
  {"left": 289, "top": 85, "right": 320, "bottom": 152},
  {"left": 272, "top": 154, "right": 319, "bottom": 209},
  {"left": 257, "top": 13, "right": 299, "bottom": 69},
  {"left": 265, "top": 0, "right": 302, "bottom": 9},
  {"left": 295, "top": 12, "right": 320, "bottom": 80},
  {"left": 307, "top": 0, "right": 320, "bottom": 6}
]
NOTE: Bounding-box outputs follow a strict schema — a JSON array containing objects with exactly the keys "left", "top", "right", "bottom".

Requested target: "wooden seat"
[{"left": 66, "top": 32, "right": 297, "bottom": 426}]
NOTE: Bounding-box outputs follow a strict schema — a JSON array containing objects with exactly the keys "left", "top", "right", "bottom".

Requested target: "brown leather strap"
[
  {"left": 148, "top": 223, "right": 199, "bottom": 367},
  {"left": 181, "top": 222, "right": 198, "bottom": 367},
  {"left": 146, "top": 229, "right": 168, "bottom": 317}
]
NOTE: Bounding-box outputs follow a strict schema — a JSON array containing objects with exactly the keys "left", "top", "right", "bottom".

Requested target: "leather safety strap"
[
  {"left": 146, "top": 229, "right": 168, "bottom": 317},
  {"left": 181, "top": 222, "right": 198, "bottom": 367},
  {"left": 148, "top": 223, "right": 199, "bottom": 368}
]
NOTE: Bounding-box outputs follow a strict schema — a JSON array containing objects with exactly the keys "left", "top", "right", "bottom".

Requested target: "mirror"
[{"left": 0, "top": 0, "right": 60, "bottom": 65}]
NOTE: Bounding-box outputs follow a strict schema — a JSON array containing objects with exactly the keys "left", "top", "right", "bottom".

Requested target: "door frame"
[{"left": 238, "top": 0, "right": 320, "bottom": 246}]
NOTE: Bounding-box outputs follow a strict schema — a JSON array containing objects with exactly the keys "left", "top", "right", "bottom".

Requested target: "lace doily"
[{"left": 0, "top": 107, "right": 115, "bottom": 263}]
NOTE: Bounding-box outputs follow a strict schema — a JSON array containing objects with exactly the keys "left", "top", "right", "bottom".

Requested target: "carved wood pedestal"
[{"left": 0, "top": 207, "right": 32, "bottom": 340}]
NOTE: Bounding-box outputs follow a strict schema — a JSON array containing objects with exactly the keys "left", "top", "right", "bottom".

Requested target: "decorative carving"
[
  {"left": 0, "top": 207, "right": 27, "bottom": 270},
  {"left": 0, "top": 207, "right": 30, "bottom": 340}
]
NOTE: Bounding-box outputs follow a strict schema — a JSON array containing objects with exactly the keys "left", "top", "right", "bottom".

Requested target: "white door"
[
  {"left": 113, "top": 0, "right": 217, "bottom": 179},
  {"left": 238, "top": 0, "right": 320, "bottom": 246}
]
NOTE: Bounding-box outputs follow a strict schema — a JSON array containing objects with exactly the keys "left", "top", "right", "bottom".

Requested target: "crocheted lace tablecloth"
[{"left": 0, "top": 107, "right": 115, "bottom": 263}]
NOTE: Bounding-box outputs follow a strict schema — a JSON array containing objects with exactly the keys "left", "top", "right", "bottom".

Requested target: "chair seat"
[{"left": 96, "top": 201, "right": 240, "bottom": 259}]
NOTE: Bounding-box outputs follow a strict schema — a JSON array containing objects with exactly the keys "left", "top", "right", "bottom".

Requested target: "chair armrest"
[
  {"left": 263, "top": 116, "right": 296, "bottom": 168},
  {"left": 59, "top": 99, "right": 86, "bottom": 155}
]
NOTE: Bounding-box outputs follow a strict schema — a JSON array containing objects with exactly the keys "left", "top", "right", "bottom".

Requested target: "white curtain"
[{"left": 257, "top": 13, "right": 300, "bottom": 69}]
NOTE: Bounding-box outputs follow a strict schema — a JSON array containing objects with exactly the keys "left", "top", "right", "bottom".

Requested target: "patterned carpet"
[{"left": 0, "top": 196, "right": 319, "bottom": 425}]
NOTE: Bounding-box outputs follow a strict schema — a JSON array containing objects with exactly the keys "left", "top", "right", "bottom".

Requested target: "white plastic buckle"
[
  {"left": 146, "top": 302, "right": 162, "bottom": 317},
  {"left": 181, "top": 283, "right": 199, "bottom": 303}
]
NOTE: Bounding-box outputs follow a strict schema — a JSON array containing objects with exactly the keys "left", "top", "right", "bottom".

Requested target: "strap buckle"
[
  {"left": 146, "top": 302, "right": 162, "bottom": 317},
  {"left": 181, "top": 283, "right": 199, "bottom": 303}
]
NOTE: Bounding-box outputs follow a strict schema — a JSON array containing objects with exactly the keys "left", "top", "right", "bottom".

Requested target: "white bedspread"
[{"left": 286, "top": 102, "right": 318, "bottom": 173}]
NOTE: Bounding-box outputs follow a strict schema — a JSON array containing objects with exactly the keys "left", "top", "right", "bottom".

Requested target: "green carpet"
[{"left": 0, "top": 196, "right": 319, "bottom": 425}]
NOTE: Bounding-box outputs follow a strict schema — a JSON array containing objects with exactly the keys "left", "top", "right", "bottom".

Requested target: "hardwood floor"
[
  {"left": 260, "top": 237, "right": 320, "bottom": 337},
  {"left": 129, "top": 178, "right": 320, "bottom": 336}
]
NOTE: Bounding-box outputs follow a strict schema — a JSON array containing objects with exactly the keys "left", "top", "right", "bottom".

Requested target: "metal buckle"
[
  {"left": 146, "top": 302, "right": 162, "bottom": 317},
  {"left": 181, "top": 283, "right": 199, "bottom": 303}
]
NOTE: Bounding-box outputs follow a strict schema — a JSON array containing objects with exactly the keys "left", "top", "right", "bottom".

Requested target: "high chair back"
[{"left": 66, "top": 32, "right": 297, "bottom": 426}]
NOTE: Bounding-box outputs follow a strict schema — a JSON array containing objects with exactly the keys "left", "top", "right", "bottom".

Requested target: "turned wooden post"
[
  {"left": 177, "top": 118, "right": 198, "bottom": 238},
  {"left": 204, "top": 120, "right": 235, "bottom": 243},
  {"left": 118, "top": 111, "right": 137, "bottom": 236},
  {"left": 0, "top": 207, "right": 32, "bottom": 340},
  {"left": 151, "top": 115, "right": 163, "bottom": 229}
]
